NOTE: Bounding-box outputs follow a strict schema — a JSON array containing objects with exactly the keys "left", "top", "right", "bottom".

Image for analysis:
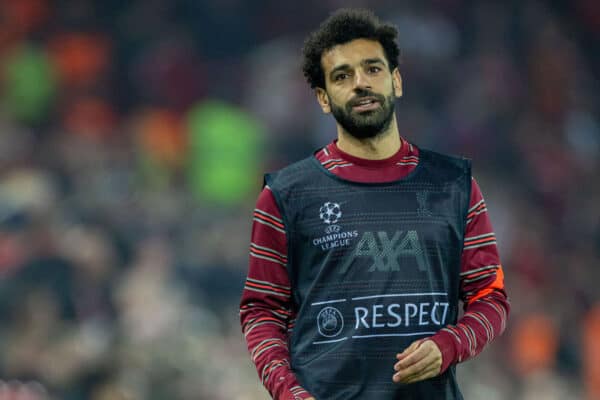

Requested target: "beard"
[{"left": 328, "top": 88, "right": 396, "bottom": 140}]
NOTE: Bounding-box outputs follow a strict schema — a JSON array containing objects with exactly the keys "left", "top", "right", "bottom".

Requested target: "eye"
[
  {"left": 334, "top": 73, "right": 349, "bottom": 81},
  {"left": 368, "top": 66, "right": 381, "bottom": 73}
]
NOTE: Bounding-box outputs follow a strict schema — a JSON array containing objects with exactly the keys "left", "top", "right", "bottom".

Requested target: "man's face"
[{"left": 317, "top": 38, "right": 402, "bottom": 139}]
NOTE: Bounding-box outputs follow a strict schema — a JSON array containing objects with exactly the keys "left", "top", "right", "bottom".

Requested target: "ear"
[
  {"left": 392, "top": 68, "right": 403, "bottom": 98},
  {"left": 315, "top": 87, "right": 331, "bottom": 114}
]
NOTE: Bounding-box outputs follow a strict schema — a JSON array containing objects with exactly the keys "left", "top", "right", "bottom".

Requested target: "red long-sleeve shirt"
[{"left": 240, "top": 139, "right": 509, "bottom": 400}]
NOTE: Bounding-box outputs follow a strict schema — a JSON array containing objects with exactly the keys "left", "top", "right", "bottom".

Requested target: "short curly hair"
[{"left": 301, "top": 8, "right": 400, "bottom": 89}]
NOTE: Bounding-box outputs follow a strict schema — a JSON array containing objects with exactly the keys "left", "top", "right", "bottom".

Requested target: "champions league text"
[{"left": 312, "top": 230, "right": 359, "bottom": 250}]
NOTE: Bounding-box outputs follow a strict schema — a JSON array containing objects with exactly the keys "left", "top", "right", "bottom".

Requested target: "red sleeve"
[
  {"left": 430, "top": 177, "right": 510, "bottom": 373},
  {"left": 240, "top": 186, "right": 313, "bottom": 400}
]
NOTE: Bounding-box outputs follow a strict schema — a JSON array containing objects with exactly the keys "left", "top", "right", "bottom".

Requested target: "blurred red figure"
[
  {"left": 47, "top": 33, "right": 111, "bottom": 89},
  {"left": 0, "top": 380, "right": 49, "bottom": 400},
  {"left": 584, "top": 305, "right": 600, "bottom": 400}
]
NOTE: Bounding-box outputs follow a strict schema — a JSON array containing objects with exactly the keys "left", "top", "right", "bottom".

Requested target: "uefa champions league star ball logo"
[
  {"left": 316, "top": 306, "right": 344, "bottom": 337},
  {"left": 319, "top": 202, "right": 342, "bottom": 225},
  {"left": 313, "top": 201, "right": 356, "bottom": 248}
]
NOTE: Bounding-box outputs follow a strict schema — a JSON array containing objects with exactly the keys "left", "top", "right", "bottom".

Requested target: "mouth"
[{"left": 350, "top": 97, "right": 381, "bottom": 112}]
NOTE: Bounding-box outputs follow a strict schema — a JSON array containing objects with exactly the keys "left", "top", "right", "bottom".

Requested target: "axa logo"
[{"left": 339, "top": 230, "right": 429, "bottom": 273}]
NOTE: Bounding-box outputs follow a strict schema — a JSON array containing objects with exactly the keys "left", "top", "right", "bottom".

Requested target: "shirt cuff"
[
  {"left": 430, "top": 329, "right": 459, "bottom": 374},
  {"left": 280, "top": 386, "right": 313, "bottom": 400},
  {"left": 274, "top": 371, "right": 312, "bottom": 400},
  {"left": 283, "top": 391, "right": 313, "bottom": 400}
]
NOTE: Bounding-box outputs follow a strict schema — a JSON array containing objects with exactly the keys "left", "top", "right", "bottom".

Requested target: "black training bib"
[{"left": 266, "top": 148, "right": 470, "bottom": 400}]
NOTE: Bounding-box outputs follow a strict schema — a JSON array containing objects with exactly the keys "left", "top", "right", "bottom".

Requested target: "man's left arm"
[{"left": 394, "top": 177, "right": 510, "bottom": 383}]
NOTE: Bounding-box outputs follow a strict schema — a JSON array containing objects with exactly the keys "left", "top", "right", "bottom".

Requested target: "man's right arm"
[{"left": 240, "top": 186, "right": 313, "bottom": 400}]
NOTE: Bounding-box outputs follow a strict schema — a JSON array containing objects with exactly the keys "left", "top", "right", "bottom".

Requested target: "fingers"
[
  {"left": 392, "top": 350, "right": 432, "bottom": 383},
  {"left": 394, "top": 340, "right": 427, "bottom": 370},
  {"left": 396, "top": 339, "right": 421, "bottom": 361},
  {"left": 401, "top": 363, "right": 440, "bottom": 384},
  {"left": 392, "top": 340, "right": 442, "bottom": 384}
]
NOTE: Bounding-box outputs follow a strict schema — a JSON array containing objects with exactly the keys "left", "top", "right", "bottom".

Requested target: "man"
[{"left": 240, "top": 8, "right": 509, "bottom": 400}]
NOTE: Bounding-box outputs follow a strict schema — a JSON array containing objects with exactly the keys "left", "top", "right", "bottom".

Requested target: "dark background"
[{"left": 0, "top": 0, "right": 599, "bottom": 399}]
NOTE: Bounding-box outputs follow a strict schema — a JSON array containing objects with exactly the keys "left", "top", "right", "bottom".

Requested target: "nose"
[{"left": 354, "top": 70, "right": 372, "bottom": 90}]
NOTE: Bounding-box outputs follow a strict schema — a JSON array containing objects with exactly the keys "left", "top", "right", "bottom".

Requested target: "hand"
[{"left": 392, "top": 339, "right": 442, "bottom": 384}]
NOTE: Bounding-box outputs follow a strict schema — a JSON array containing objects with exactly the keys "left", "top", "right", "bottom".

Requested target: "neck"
[{"left": 336, "top": 115, "right": 401, "bottom": 160}]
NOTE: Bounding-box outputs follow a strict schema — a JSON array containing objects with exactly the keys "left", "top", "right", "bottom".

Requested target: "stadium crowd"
[{"left": 0, "top": 0, "right": 598, "bottom": 399}]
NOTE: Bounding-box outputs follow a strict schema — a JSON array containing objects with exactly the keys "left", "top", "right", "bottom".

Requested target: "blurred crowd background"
[{"left": 0, "top": 0, "right": 599, "bottom": 399}]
